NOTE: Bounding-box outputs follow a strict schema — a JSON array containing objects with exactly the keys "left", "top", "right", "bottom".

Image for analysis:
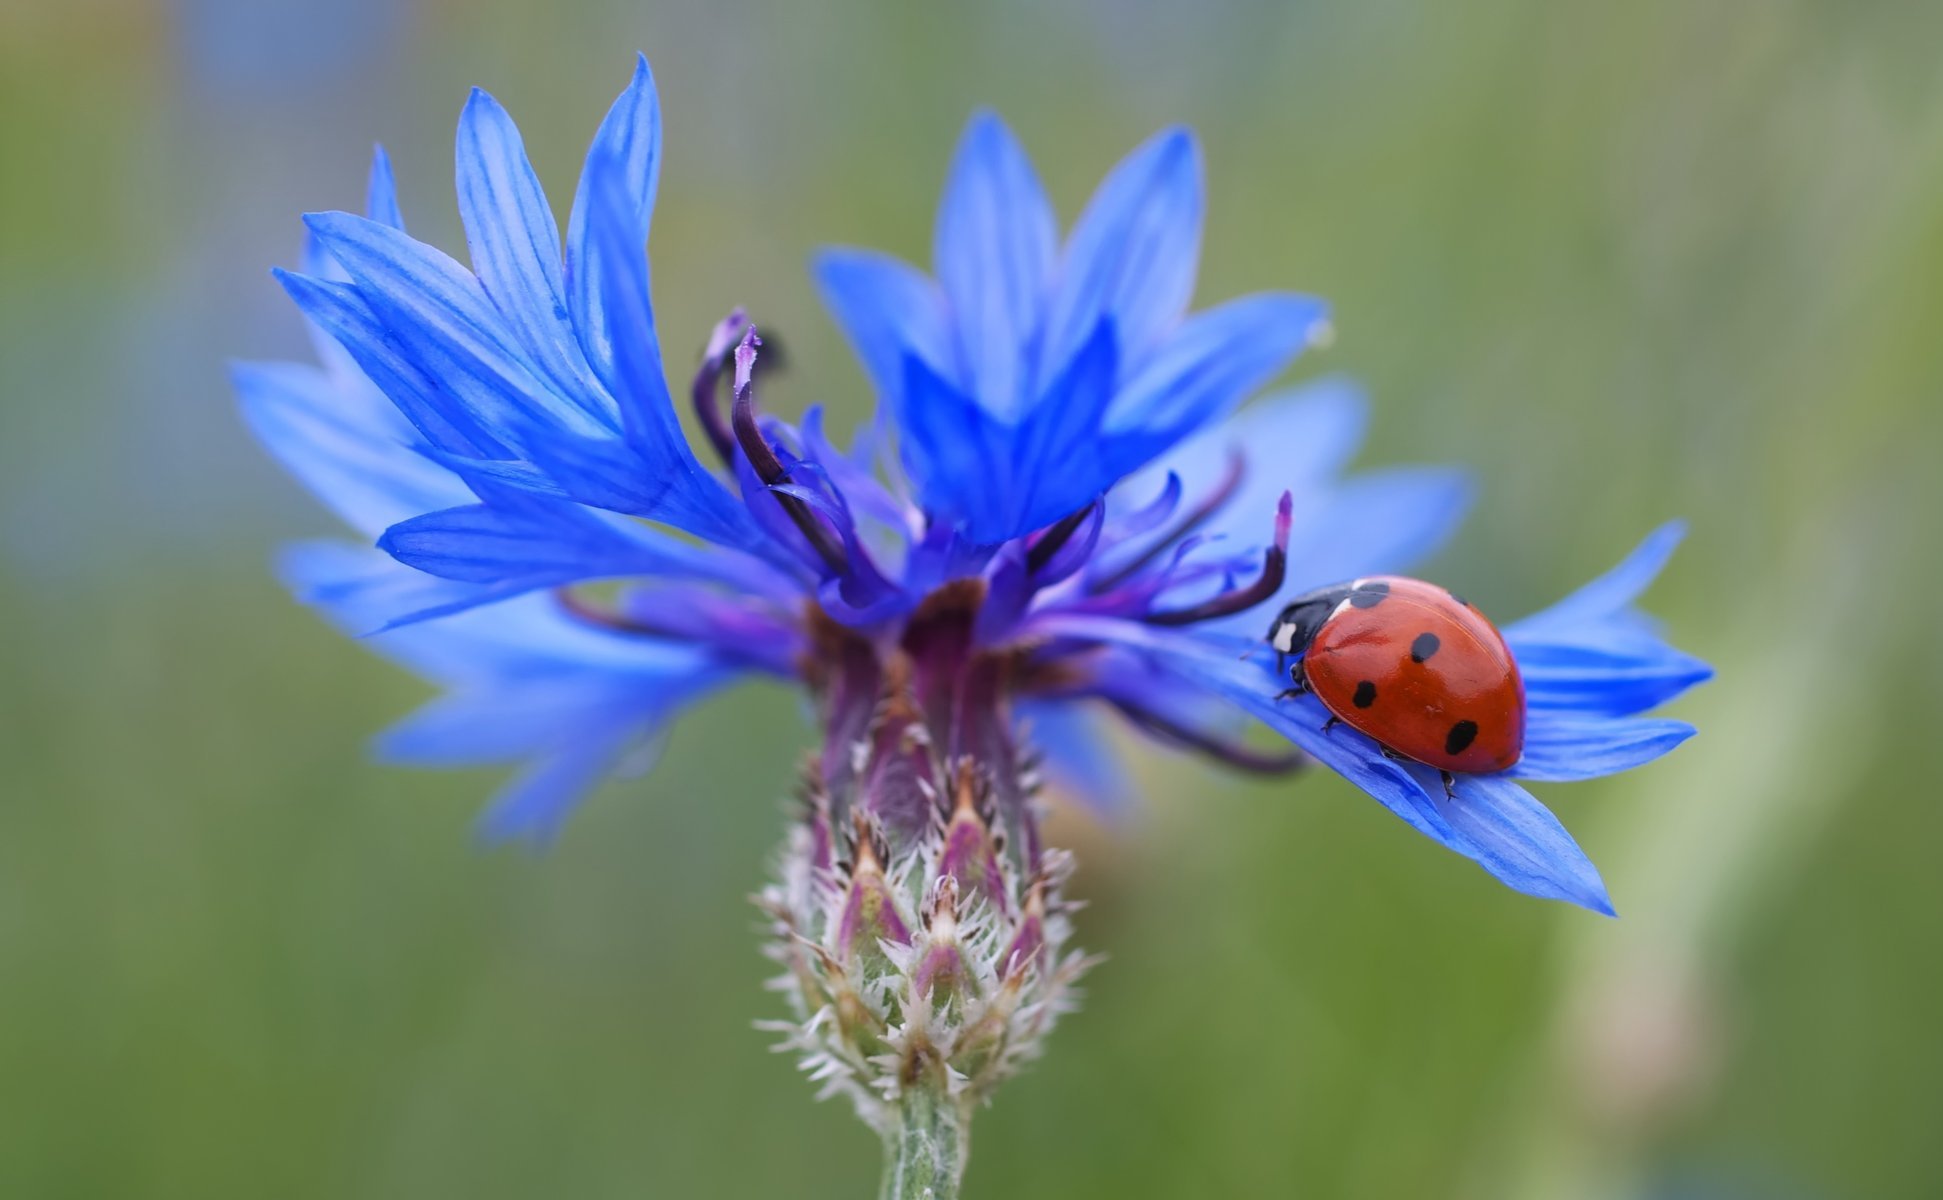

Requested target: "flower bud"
[{"left": 756, "top": 605, "right": 1091, "bottom": 1133}]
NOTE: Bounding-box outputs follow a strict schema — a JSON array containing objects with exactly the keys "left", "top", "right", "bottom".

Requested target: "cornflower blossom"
[{"left": 236, "top": 54, "right": 1709, "bottom": 1197}]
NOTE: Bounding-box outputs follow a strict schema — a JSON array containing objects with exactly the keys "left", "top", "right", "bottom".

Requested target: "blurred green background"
[{"left": 3, "top": 0, "right": 1940, "bottom": 1196}]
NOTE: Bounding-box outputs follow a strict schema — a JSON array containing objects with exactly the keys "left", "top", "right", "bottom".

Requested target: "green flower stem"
[{"left": 879, "top": 1088, "right": 971, "bottom": 1200}]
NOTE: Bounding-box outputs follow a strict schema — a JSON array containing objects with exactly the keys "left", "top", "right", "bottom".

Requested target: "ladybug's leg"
[
  {"left": 1276, "top": 659, "right": 1312, "bottom": 702},
  {"left": 1439, "top": 770, "right": 1458, "bottom": 800},
  {"left": 1320, "top": 715, "right": 1342, "bottom": 735}
]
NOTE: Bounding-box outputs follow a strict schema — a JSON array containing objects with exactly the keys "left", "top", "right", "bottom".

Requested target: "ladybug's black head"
[{"left": 1266, "top": 585, "right": 1353, "bottom": 659}]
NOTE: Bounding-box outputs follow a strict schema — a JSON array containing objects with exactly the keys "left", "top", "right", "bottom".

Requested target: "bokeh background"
[{"left": 3, "top": 0, "right": 1940, "bottom": 1196}]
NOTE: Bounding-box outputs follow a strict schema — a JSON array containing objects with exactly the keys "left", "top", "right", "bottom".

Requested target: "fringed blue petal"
[
  {"left": 365, "top": 144, "right": 405, "bottom": 232},
  {"left": 814, "top": 247, "right": 955, "bottom": 415},
  {"left": 1512, "top": 713, "right": 1696, "bottom": 782},
  {"left": 468, "top": 732, "right": 646, "bottom": 845},
  {"left": 565, "top": 54, "right": 663, "bottom": 387},
  {"left": 1039, "top": 127, "right": 1202, "bottom": 378},
  {"left": 1276, "top": 466, "right": 1473, "bottom": 595},
  {"left": 1507, "top": 523, "right": 1713, "bottom": 717},
  {"left": 1421, "top": 772, "right": 1616, "bottom": 914},
  {"left": 987, "top": 322, "right": 1120, "bottom": 540},
  {"left": 455, "top": 88, "right": 600, "bottom": 404},
  {"left": 1512, "top": 638, "right": 1715, "bottom": 718},
  {"left": 1107, "top": 292, "right": 1329, "bottom": 435},
  {"left": 934, "top": 111, "right": 1056, "bottom": 421},
  {"left": 279, "top": 541, "right": 518, "bottom": 636},
  {"left": 1108, "top": 378, "right": 1470, "bottom": 619},
  {"left": 1245, "top": 662, "right": 1613, "bottom": 913},
  {"left": 233, "top": 360, "right": 468, "bottom": 537},
  {"left": 581, "top": 152, "right": 769, "bottom": 552},
  {"left": 898, "top": 323, "right": 1119, "bottom": 544},
  {"left": 378, "top": 491, "right": 784, "bottom": 608},
  {"left": 901, "top": 328, "right": 1101, "bottom": 543},
  {"left": 1027, "top": 617, "right": 1615, "bottom": 912},
  {"left": 1105, "top": 378, "right": 1366, "bottom": 554},
  {"left": 377, "top": 642, "right": 726, "bottom": 846},
  {"left": 274, "top": 268, "right": 507, "bottom": 458},
  {"left": 302, "top": 211, "right": 611, "bottom": 444},
  {"left": 286, "top": 537, "right": 737, "bottom": 843},
  {"left": 1508, "top": 521, "right": 1687, "bottom": 639}
]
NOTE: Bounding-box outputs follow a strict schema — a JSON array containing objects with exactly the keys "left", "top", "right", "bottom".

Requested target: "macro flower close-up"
[
  {"left": 233, "top": 53, "right": 1706, "bottom": 1192},
  {"left": 8, "top": 4, "right": 1938, "bottom": 1198}
]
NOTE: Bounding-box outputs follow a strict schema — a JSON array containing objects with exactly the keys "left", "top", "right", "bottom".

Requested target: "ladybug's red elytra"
[{"left": 1268, "top": 576, "right": 1525, "bottom": 795}]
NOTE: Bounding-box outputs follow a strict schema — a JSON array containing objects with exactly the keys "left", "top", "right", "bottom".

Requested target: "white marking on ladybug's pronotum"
[{"left": 1272, "top": 622, "right": 1299, "bottom": 654}]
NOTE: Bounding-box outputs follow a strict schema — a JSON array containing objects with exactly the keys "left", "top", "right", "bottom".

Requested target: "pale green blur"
[{"left": 2, "top": 0, "right": 1939, "bottom": 1196}]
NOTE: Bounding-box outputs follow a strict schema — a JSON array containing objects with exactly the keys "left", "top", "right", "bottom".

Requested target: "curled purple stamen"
[
  {"left": 1143, "top": 491, "right": 1292, "bottom": 627},
  {"left": 1025, "top": 501, "right": 1099, "bottom": 575},
  {"left": 690, "top": 307, "right": 749, "bottom": 467},
  {"left": 1108, "top": 696, "right": 1307, "bottom": 775},
  {"left": 729, "top": 329, "right": 852, "bottom": 576},
  {"left": 1092, "top": 448, "right": 1246, "bottom": 591}
]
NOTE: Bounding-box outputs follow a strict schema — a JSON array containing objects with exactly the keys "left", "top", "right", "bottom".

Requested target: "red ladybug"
[{"left": 1268, "top": 576, "right": 1525, "bottom": 795}]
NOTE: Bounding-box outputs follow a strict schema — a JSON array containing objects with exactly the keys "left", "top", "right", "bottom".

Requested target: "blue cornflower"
[{"left": 237, "top": 55, "right": 1707, "bottom": 920}]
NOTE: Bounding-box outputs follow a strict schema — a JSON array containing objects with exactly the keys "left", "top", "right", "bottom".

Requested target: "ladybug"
[{"left": 1268, "top": 576, "right": 1525, "bottom": 796}]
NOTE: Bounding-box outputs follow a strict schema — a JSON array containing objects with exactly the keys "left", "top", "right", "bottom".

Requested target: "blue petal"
[
  {"left": 302, "top": 212, "right": 613, "bottom": 444},
  {"left": 377, "top": 492, "right": 777, "bottom": 604},
  {"left": 934, "top": 111, "right": 1056, "bottom": 421},
  {"left": 1511, "top": 638, "right": 1715, "bottom": 718},
  {"left": 1505, "top": 523, "right": 1712, "bottom": 717},
  {"left": 799, "top": 406, "right": 909, "bottom": 540},
  {"left": 1511, "top": 714, "right": 1696, "bottom": 782},
  {"left": 374, "top": 625, "right": 729, "bottom": 845},
  {"left": 1113, "top": 377, "right": 1369, "bottom": 537},
  {"left": 1251, "top": 681, "right": 1611, "bottom": 913},
  {"left": 1435, "top": 774, "right": 1615, "bottom": 915},
  {"left": 455, "top": 88, "right": 599, "bottom": 402},
  {"left": 285, "top": 534, "right": 738, "bottom": 844},
  {"left": 1039, "top": 127, "right": 1202, "bottom": 379},
  {"left": 564, "top": 54, "right": 663, "bottom": 387},
  {"left": 470, "top": 733, "right": 642, "bottom": 845},
  {"left": 274, "top": 268, "right": 507, "bottom": 458},
  {"left": 233, "top": 359, "right": 470, "bottom": 537},
  {"left": 1030, "top": 619, "right": 1455, "bottom": 842},
  {"left": 900, "top": 322, "right": 1119, "bottom": 543},
  {"left": 1218, "top": 671, "right": 1458, "bottom": 844},
  {"left": 581, "top": 152, "right": 768, "bottom": 551},
  {"left": 378, "top": 678, "right": 655, "bottom": 766},
  {"left": 311, "top": 554, "right": 729, "bottom": 686},
  {"left": 1186, "top": 463, "right": 1472, "bottom": 635},
  {"left": 897, "top": 354, "right": 991, "bottom": 506},
  {"left": 1507, "top": 520, "right": 1687, "bottom": 640},
  {"left": 814, "top": 247, "right": 955, "bottom": 411},
  {"left": 991, "top": 321, "right": 1121, "bottom": 539},
  {"left": 1108, "top": 292, "right": 1330, "bottom": 434},
  {"left": 1026, "top": 618, "right": 1613, "bottom": 912},
  {"left": 1277, "top": 466, "right": 1474, "bottom": 594},
  {"left": 1146, "top": 378, "right": 1469, "bottom": 597},
  {"left": 280, "top": 541, "right": 514, "bottom": 636},
  {"left": 365, "top": 144, "right": 405, "bottom": 231}
]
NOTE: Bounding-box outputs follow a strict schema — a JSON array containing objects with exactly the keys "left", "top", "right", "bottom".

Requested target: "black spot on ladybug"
[
  {"left": 1349, "top": 581, "right": 1391, "bottom": 609},
  {"left": 1445, "top": 720, "right": 1478, "bottom": 756},
  {"left": 1448, "top": 590, "right": 1469, "bottom": 607},
  {"left": 1352, "top": 680, "right": 1378, "bottom": 708},
  {"left": 1410, "top": 632, "right": 1441, "bottom": 663}
]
